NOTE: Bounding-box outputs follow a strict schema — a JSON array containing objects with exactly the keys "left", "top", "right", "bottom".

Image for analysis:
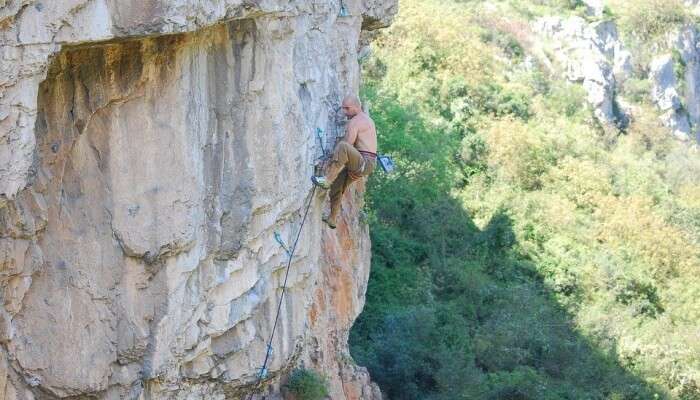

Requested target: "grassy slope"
[{"left": 349, "top": 1, "right": 700, "bottom": 399}]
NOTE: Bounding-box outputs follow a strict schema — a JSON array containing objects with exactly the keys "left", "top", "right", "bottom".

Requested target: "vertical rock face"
[
  {"left": 650, "top": 54, "right": 692, "bottom": 141},
  {"left": 649, "top": 25, "right": 700, "bottom": 142},
  {"left": 0, "top": 1, "right": 396, "bottom": 399},
  {"left": 676, "top": 26, "right": 700, "bottom": 142},
  {"left": 650, "top": 25, "right": 700, "bottom": 142}
]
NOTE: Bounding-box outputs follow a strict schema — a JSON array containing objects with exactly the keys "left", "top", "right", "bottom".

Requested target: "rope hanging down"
[{"left": 246, "top": 184, "right": 318, "bottom": 400}]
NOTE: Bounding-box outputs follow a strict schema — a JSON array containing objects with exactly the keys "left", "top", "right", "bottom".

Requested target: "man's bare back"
[{"left": 344, "top": 112, "right": 377, "bottom": 154}]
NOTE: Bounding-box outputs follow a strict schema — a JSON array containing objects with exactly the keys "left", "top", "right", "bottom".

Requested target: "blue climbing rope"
[{"left": 246, "top": 184, "right": 318, "bottom": 400}]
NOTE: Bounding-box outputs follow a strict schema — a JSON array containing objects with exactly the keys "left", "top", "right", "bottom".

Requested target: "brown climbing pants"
[{"left": 325, "top": 141, "right": 376, "bottom": 225}]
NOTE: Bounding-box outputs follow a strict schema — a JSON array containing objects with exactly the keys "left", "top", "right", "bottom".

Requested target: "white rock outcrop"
[
  {"left": 650, "top": 54, "right": 692, "bottom": 140},
  {"left": 533, "top": 16, "right": 631, "bottom": 128},
  {"left": 646, "top": 25, "right": 700, "bottom": 142},
  {"left": 671, "top": 25, "right": 700, "bottom": 142},
  {"left": 0, "top": 0, "right": 396, "bottom": 399},
  {"left": 582, "top": 0, "right": 605, "bottom": 17}
]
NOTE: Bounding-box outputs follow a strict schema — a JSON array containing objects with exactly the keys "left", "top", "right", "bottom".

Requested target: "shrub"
[
  {"left": 621, "top": 78, "right": 653, "bottom": 104},
  {"left": 484, "top": 119, "right": 557, "bottom": 190},
  {"left": 543, "top": 81, "right": 589, "bottom": 119},
  {"left": 611, "top": 276, "right": 665, "bottom": 318},
  {"left": 285, "top": 369, "right": 329, "bottom": 400},
  {"left": 595, "top": 196, "right": 694, "bottom": 280},
  {"left": 545, "top": 157, "right": 612, "bottom": 210},
  {"left": 609, "top": 0, "right": 688, "bottom": 42},
  {"left": 479, "top": 14, "right": 533, "bottom": 60},
  {"left": 623, "top": 105, "right": 674, "bottom": 157},
  {"left": 608, "top": 0, "right": 689, "bottom": 70}
]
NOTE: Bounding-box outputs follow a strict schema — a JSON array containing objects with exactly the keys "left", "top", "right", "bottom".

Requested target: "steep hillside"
[{"left": 351, "top": 1, "right": 700, "bottom": 399}]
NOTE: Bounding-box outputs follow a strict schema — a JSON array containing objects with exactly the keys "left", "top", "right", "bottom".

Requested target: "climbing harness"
[
  {"left": 245, "top": 184, "right": 318, "bottom": 400},
  {"left": 348, "top": 150, "right": 377, "bottom": 181},
  {"left": 319, "top": 124, "right": 396, "bottom": 177}
]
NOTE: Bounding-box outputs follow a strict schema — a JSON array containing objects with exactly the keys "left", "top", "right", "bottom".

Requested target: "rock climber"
[{"left": 312, "top": 94, "right": 378, "bottom": 229}]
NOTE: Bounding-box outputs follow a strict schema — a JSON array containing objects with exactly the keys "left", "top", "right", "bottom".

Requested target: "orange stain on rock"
[
  {"left": 309, "top": 286, "right": 325, "bottom": 328},
  {"left": 328, "top": 266, "right": 354, "bottom": 326}
]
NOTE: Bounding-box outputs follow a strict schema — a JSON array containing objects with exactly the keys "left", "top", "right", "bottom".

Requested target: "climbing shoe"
[
  {"left": 322, "top": 216, "right": 337, "bottom": 229},
  {"left": 311, "top": 175, "right": 330, "bottom": 190}
]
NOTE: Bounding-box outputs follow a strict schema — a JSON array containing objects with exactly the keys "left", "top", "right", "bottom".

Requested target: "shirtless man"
[{"left": 312, "top": 95, "right": 378, "bottom": 229}]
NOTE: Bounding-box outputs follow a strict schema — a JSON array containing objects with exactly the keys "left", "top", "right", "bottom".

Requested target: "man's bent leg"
[
  {"left": 325, "top": 142, "right": 363, "bottom": 183},
  {"left": 327, "top": 169, "right": 352, "bottom": 227}
]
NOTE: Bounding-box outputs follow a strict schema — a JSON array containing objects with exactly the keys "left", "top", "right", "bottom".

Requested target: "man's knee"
[
  {"left": 335, "top": 141, "right": 352, "bottom": 155},
  {"left": 331, "top": 141, "right": 353, "bottom": 165}
]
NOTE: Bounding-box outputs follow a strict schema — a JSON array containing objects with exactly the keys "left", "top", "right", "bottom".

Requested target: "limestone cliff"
[{"left": 0, "top": 0, "right": 397, "bottom": 398}]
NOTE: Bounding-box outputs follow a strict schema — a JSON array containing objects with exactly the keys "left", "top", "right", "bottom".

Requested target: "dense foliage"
[
  {"left": 349, "top": 1, "right": 700, "bottom": 399},
  {"left": 284, "top": 368, "right": 329, "bottom": 400}
]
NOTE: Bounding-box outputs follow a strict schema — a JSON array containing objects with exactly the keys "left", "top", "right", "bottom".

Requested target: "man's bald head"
[
  {"left": 343, "top": 94, "right": 361, "bottom": 108},
  {"left": 341, "top": 94, "right": 362, "bottom": 118}
]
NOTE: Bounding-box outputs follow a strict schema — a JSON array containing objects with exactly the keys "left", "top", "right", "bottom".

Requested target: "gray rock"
[
  {"left": 650, "top": 55, "right": 684, "bottom": 111},
  {"left": 647, "top": 24, "right": 700, "bottom": 142},
  {"left": 533, "top": 16, "right": 629, "bottom": 127},
  {"left": 582, "top": 0, "right": 606, "bottom": 17},
  {"left": 673, "top": 25, "right": 700, "bottom": 141},
  {"left": 0, "top": 0, "right": 396, "bottom": 399}
]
